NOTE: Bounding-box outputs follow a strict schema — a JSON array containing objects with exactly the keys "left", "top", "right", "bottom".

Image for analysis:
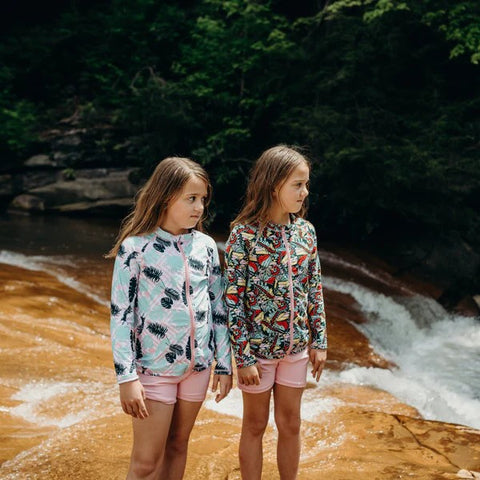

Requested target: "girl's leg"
[
  {"left": 273, "top": 384, "right": 304, "bottom": 480},
  {"left": 127, "top": 399, "right": 175, "bottom": 480},
  {"left": 158, "top": 399, "right": 203, "bottom": 480},
  {"left": 239, "top": 389, "right": 272, "bottom": 480}
]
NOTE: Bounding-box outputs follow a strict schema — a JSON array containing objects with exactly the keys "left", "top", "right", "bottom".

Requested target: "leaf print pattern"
[
  {"left": 124, "top": 251, "right": 138, "bottom": 267},
  {"left": 189, "top": 258, "right": 205, "bottom": 271},
  {"left": 121, "top": 305, "right": 132, "bottom": 323},
  {"left": 165, "top": 288, "right": 180, "bottom": 301},
  {"left": 147, "top": 323, "right": 168, "bottom": 338},
  {"left": 128, "top": 277, "right": 137, "bottom": 302},
  {"left": 110, "top": 231, "right": 232, "bottom": 383},
  {"left": 153, "top": 237, "right": 171, "bottom": 253},
  {"left": 111, "top": 303, "right": 120, "bottom": 316},
  {"left": 129, "top": 359, "right": 136, "bottom": 373},
  {"left": 208, "top": 329, "right": 214, "bottom": 352},
  {"left": 143, "top": 266, "right": 162, "bottom": 282},
  {"left": 135, "top": 338, "right": 143, "bottom": 360},
  {"left": 114, "top": 362, "right": 126, "bottom": 375},
  {"left": 136, "top": 315, "right": 145, "bottom": 335},
  {"left": 169, "top": 344, "right": 184, "bottom": 356},
  {"left": 161, "top": 297, "right": 173, "bottom": 309},
  {"left": 213, "top": 311, "right": 227, "bottom": 325},
  {"left": 182, "top": 281, "right": 194, "bottom": 306},
  {"left": 185, "top": 337, "right": 198, "bottom": 361},
  {"left": 215, "top": 362, "right": 228, "bottom": 372}
]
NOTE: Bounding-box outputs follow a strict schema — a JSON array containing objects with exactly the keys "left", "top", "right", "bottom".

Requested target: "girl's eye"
[{"left": 189, "top": 196, "right": 196, "bottom": 202}]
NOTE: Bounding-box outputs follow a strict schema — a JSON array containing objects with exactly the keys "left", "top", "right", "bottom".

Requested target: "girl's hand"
[
  {"left": 212, "top": 374, "right": 233, "bottom": 403},
  {"left": 237, "top": 364, "right": 262, "bottom": 386},
  {"left": 119, "top": 380, "right": 149, "bottom": 419},
  {"left": 309, "top": 349, "right": 327, "bottom": 382}
]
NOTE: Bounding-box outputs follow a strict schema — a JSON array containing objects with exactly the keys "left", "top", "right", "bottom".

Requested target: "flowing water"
[{"left": 1, "top": 213, "right": 479, "bottom": 479}]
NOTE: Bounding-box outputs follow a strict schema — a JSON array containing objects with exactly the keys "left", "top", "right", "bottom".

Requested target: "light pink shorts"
[
  {"left": 239, "top": 350, "right": 309, "bottom": 394},
  {"left": 138, "top": 367, "right": 211, "bottom": 405}
]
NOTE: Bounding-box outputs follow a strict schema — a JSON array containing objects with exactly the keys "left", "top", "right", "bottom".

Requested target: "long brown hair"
[
  {"left": 106, "top": 157, "right": 212, "bottom": 258},
  {"left": 231, "top": 145, "right": 310, "bottom": 228}
]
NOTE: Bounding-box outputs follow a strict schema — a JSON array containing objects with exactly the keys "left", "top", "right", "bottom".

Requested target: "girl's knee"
[
  {"left": 243, "top": 416, "right": 269, "bottom": 437},
  {"left": 166, "top": 431, "right": 190, "bottom": 455},
  {"left": 130, "top": 456, "right": 158, "bottom": 479},
  {"left": 275, "top": 413, "right": 301, "bottom": 436}
]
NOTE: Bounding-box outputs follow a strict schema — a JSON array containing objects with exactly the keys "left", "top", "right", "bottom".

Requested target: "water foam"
[
  {"left": 10, "top": 380, "right": 118, "bottom": 428},
  {"left": 324, "top": 276, "right": 480, "bottom": 429}
]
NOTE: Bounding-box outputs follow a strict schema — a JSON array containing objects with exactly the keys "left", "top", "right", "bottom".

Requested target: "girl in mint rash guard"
[
  {"left": 225, "top": 145, "right": 327, "bottom": 480},
  {"left": 107, "top": 157, "right": 232, "bottom": 480}
]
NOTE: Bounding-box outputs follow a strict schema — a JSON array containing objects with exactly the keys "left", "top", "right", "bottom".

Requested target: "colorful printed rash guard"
[
  {"left": 225, "top": 216, "right": 327, "bottom": 369},
  {"left": 110, "top": 227, "right": 232, "bottom": 384}
]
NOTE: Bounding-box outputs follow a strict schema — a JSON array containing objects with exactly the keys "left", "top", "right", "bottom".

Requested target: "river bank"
[{"left": 0, "top": 214, "right": 479, "bottom": 479}]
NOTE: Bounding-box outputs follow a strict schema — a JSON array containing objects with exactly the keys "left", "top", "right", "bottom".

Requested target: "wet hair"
[
  {"left": 231, "top": 145, "right": 310, "bottom": 228},
  {"left": 106, "top": 157, "right": 211, "bottom": 258}
]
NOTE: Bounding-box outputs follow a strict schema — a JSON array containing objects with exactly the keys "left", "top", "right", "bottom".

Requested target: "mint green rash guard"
[{"left": 110, "top": 227, "right": 232, "bottom": 384}]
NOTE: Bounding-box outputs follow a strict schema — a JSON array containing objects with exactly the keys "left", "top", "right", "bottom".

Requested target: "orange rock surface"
[{"left": 0, "top": 256, "right": 479, "bottom": 479}]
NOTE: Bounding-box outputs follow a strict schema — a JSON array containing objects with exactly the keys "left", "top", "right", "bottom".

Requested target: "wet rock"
[
  {"left": 11, "top": 194, "right": 46, "bottom": 211},
  {"left": 9, "top": 168, "right": 138, "bottom": 215},
  {"left": 24, "top": 154, "right": 56, "bottom": 167}
]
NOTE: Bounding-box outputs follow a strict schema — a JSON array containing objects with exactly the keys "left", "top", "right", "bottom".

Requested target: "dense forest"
[{"left": 1, "top": 0, "right": 480, "bottom": 300}]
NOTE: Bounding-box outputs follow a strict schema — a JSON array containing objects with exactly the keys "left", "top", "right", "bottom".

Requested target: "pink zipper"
[
  {"left": 177, "top": 240, "right": 196, "bottom": 374},
  {"left": 281, "top": 227, "right": 295, "bottom": 355}
]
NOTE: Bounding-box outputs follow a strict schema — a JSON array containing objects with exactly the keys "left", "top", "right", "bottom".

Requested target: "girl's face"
[
  {"left": 273, "top": 162, "right": 310, "bottom": 215},
  {"left": 161, "top": 175, "right": 208, "bottom": 235}
]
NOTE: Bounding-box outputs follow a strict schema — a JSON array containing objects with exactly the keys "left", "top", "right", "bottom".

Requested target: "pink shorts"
[
  {"left": 239, "top": 350, "right": 309, "bottom": 394},
  {"left": 138, "top": 367, "right": 211, "bottom": 405}
]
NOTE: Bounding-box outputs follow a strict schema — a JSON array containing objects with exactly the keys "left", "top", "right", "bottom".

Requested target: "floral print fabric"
[{"left": 225, "top": 217, "right": 327, "bottom": 369}]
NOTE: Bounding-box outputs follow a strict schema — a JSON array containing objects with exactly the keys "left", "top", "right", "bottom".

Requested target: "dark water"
[{"left": 0, "top": 213, "right": 121, "bottom": 256}]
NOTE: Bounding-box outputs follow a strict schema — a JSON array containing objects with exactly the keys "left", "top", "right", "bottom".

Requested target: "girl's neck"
[
  {"left": 267, "top": 207, "right": 291, "bottom": 225},
  {"left": 157, "top": 222, "right": 188, "bottom": 236}
]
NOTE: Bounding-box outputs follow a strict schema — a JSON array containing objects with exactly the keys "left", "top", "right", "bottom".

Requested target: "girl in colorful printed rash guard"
[
  {"left": 225, "top": 145, "right": 327, "bottom": 480},
  {"left": 107, "top": 157, "right": 232, "bottom": 480}
]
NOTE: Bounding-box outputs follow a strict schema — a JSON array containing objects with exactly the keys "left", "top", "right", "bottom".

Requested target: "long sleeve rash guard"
[
  {"left": 225, "top": 217, "right": 327, "bottom": 369},
  {"left": 110, "top": 227, "right": 232, "bottom": 384}
]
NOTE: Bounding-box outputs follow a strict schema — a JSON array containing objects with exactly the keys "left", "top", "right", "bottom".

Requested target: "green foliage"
[
  {"left": 327, "top": 0, "right": 480, "bottom": 64},
  {"left": 0, "top": 67, "right": 38, "bottom": 160},
  {"left": 1, "top": 0, "right": 480, "bottom": 257}
]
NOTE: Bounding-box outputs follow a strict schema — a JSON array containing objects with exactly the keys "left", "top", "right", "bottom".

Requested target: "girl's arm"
[
  {"left": 208, "top": 239, "right": 232, "bottom": 376},
  {"left": 110, "top": 239, "right": 141, "bottom": 385},
  {"left": 307, "top": 226, "right": 328, "bottom": 381},
  {"left": 224, "top": 226, "right": 257, "bottom": 369},
  {"left": 307, "top": 226, "right": 327, "bottom": 351}
]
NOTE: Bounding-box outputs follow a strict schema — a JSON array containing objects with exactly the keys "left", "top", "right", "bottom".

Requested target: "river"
[{"left": 0, "top": 213, "right": 479, "bottom": 479}]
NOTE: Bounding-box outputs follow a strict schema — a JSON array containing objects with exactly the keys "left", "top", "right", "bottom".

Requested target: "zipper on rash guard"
[
  {"left": 281, "top": 227, "right": 295, "bottom": 355},
  {"left": 177, "top": 240, "right": 196, "bottom": 374}
]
